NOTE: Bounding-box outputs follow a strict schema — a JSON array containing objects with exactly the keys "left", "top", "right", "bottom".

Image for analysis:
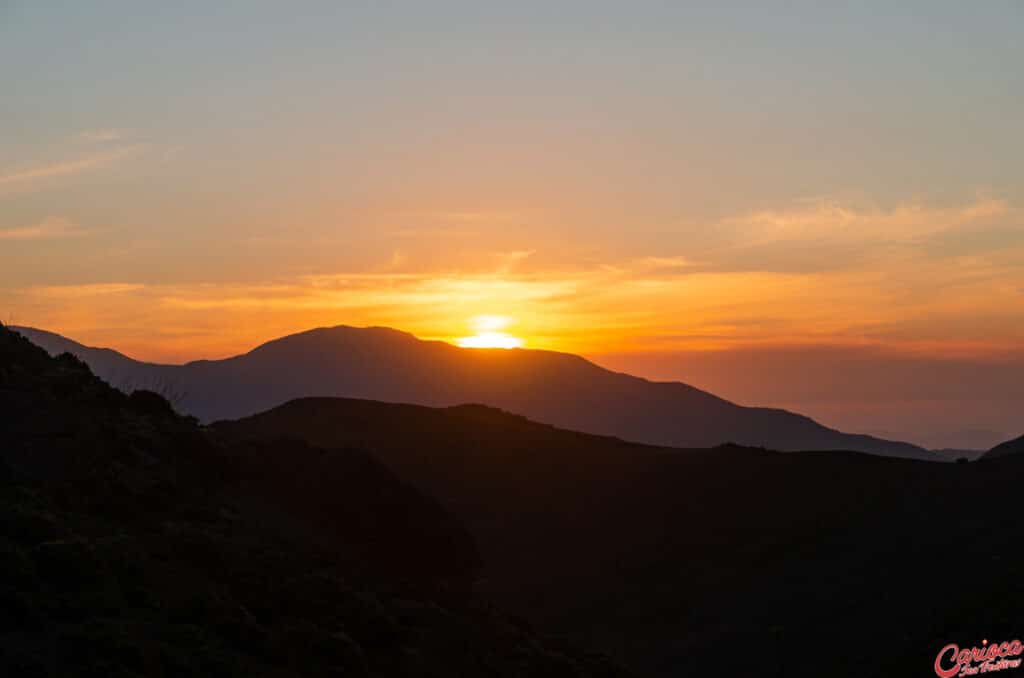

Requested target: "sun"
[
  {"left": 456, "top": 315, "right": 525, "bottom": 349},
  {"left": 457, "top": 332, "right": 524, "bottom": 349}
]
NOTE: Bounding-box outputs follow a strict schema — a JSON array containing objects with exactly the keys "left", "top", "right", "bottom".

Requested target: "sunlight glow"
[
  {"left": 468, "top": 314, "right": 513, "bottom": 333},
  {"left": 456, "top": 315, "right": 525, "bottom": 349},
  {"left": 457, "top": 331, "right": 524, "bottom": 349}
]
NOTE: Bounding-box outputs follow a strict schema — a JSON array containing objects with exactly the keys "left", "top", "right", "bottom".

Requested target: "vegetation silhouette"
[
  {"left": 217, "top": 396, "right": 1024, "bottom": 677},
  {"left": 5, "top": 322, "right": 1021, "bottom": 677},
  {"left": 984, "top": 433, "right": 1024, "bottom": 459},
  {"left": 0, "top": 324, "right": 627, "bottom": 678}
]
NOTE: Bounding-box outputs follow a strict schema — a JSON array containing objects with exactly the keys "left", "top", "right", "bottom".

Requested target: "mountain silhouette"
[
  {"left": 983, "top": 433, "right": 1024, "bottom": 459},
  {"left": 0, "top": 324, "right": 627, "bottom": 677},
  {"left": 14, "top": 324, "right": 935, "bottom": 460},
  {"left": 215, "top": 395, "right": 1024, "bottom": 678},
  {"left": 4, "top": 322, "right": 1021, "bottom": 677}
]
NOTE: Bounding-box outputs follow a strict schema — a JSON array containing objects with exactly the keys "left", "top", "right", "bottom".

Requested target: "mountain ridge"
[
  {"left": 13, "top": 324, "right": 936, "bottom": 460},
  {"left": 0, "top": 321, "right": 630, "bottom": 678},
  {"left": 212, "top": 393, "right": 1024, "bottom": 677},
  {"left": 983, "top": 433, "right": 1024, "bottom": 459},
  {"left": 5, "top": 322, "right": 1022, "bottom": 677}
]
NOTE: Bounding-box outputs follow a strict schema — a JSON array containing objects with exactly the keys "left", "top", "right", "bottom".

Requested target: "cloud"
[
  {"left": 494, "top": 249, "right": 534, "bottom": 273},
  {"left": 28, "top": 283, "right": 147, "bottom": 298},
  {"left": 399, "top": 210, "right": 520, "bottom": 223},
  {"left": 631, "top": 255, "right": 695, "bottom": 276},
  {"left": 0, "top": 217, "right": 90, "bottom": 241},
  {"left": 683, "top": 196, "right": 1021, "bottom": 274},
  {"left": 727, "top": 196, "right": 1010, "bottom": 245},
  {"left": 383, "top": 251, "right": 408, "bottom": 269},
  {"left": 0, "top": 145, "right": 145, "bottom": 193},
  {"left": 8, "top": 246, "right": 1020, "bottom": 364},
  {"left": 78, "top": 129, "right": 125, "bottom": 142},
  {"left": 6, "top": 195, "right": 1022, "bottom": 363}
]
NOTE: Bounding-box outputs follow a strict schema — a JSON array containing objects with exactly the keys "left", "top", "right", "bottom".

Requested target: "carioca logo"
[{"left": 934, "top": 639, "right": 1024, "bottom": 677}]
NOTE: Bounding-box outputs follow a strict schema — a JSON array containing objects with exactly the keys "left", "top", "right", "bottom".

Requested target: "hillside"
[
  {"left": 14, "top": 324, "right": 935, "bottom": 460},
  {"left": 216, "top": 396, "right": 1024, "bottom": 678},
  {"left": 0, "top": 324, "right": 628, "bottom": 678},
  {"left": 983, "top": 433, "right": 1024, "bottom": 459}
]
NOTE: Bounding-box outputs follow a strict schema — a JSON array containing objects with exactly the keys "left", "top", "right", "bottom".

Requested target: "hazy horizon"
[
  {"left": 3, "top": 2, "right": 1023, "bottom": 449},
  {"left": 11, "top": 321, "right": 1018, "bottom": 451}
]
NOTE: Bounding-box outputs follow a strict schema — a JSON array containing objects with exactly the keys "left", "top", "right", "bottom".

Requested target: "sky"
[{"left": 2, "top": 2, "right": 1023, "bottom": 448}]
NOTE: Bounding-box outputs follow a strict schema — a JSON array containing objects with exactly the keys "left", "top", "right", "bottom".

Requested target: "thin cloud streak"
[
  {"left": 689, "top": 196, "right": 1020, "bottom": 274},
  {"left": 28, "top": 283, "right": 147, "bottom": 298},
  {"left": 0, "top": 217, "right": 89, "bottom": 241},
  {"left": 78, "top": 129, "right": 125, "bottom": 142},
  {"left": 6, "top": 197, "right": 1022, "bottom": 362},
  {"left": 12, "top": 249, "right": 1022, "bottom": 361},
  {"left": 0, "top": 145, "right": 145, "bottom": 191}
]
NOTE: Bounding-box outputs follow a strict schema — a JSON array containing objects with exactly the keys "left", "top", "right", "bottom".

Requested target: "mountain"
[
  {"left": 215, "top": 395, "right": 1024, "bottom": 678},
  {"left": 930, "top": 447, "right": 987, "bottom": 462},
  {"left": 0, "top": 324, "right": 628, "bottom": 678},
  {"left": 13, "top": 324, "right": 935, "bottom": 460},
  {"left": 926, "top": 428, "right": 1011, "bottom": 451},
  {"left": 869, "top": 427, "right": 1009, "bottom": 452},
  {"left": 983, "top": 433, "right": 1024, "bottom": 459},
  {"left": 6, "top": 322, "right": 1022, "bottom": 677}
]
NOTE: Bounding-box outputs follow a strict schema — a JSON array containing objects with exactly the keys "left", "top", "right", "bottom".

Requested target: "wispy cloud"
[
  {"left": 494, "top": 249, "right": 535, "bottom": 273},
  {"left": 681, "top": 195, "right": 1021, "bottom": 274},
  {"left": 28, "top": 283, "right": 147, "bottom": 299},
  {"left": 383, "top": 251, "right": 408, "bottom": 269},
  {"left": 0, "top": 217, "right": 90, "bottom": 241},
  {"left": 0, "top": 145, "right": 145, "bottom": 193},
  {"left": 728, "top": 196, "right": 1010, "bottom": 244},
  {"left": 397, "top": 209, "right": 520, "bottom": 223},
  {"left": 6, "top": 197, "right": 1023, "bottom": 362},
  {"left": 78, "top": 129, "right": 125, "bottom": 142}
]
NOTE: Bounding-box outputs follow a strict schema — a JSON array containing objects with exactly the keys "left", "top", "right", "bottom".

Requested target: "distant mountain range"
[
  {"left": 13, "top": 324, "right": 937, "bottom": 460},
  {"left": 4, "top": 321, "right": 1020, "bottom": 677},
  {"left": 868, "top": 427, "right": 1008, "bottom": 453},
  {"left": 984, "top": 433, "right": 1024, "bottom": 459}
]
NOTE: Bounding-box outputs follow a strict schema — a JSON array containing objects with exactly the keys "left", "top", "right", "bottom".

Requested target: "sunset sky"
[{"left": 3, "top": 2, "right": 1023, "bottom": 447}]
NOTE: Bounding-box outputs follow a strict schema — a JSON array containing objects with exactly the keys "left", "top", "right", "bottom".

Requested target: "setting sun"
[
  {"left": 5, "top": 6, "right": 1023, "bottom": 675},
  {"left": 456, "top": 315, "right": 525, "bottom": 349}
]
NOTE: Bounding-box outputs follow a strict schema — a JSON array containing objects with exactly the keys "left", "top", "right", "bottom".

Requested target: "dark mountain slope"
[
  {"left": 15, "top": 324, "right": 934, "bottom": 460},
  {"left": 983, "top": 433, "right": 1024, "bottom": 459},
  {"left": 0, "top": 324, "right": 628, "bottom": 678},
  {"left": 217, "top": 396, "right": 1024, "bottom": 678}
]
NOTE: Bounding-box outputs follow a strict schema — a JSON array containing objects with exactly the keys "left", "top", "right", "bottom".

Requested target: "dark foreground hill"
[
  {"left": 217, "top": 396, "right": 1024, "bottom": 678},
  {"left": 15, "top": 325, "right": 935, "bottom": 460},
  {"left": 984, "top": 433, "right": 1024, "bottom": 459},
  {"left": 0, "top": 325, "right": 628, "bottom": 678}
]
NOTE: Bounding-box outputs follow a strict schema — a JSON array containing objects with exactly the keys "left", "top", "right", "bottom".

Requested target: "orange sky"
[
  {"left": 7, "top": 196, "right": 1023, "bottom": 363},
  {"left": 3, "top": 3, "right": 1023, "bottom": 448}
]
